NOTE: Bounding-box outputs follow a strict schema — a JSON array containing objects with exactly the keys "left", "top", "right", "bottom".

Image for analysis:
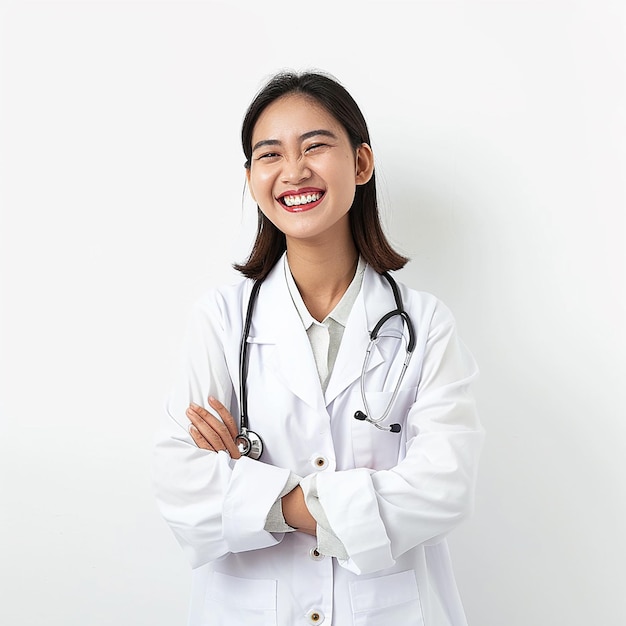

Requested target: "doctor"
[{"left": 154, "top": 71, "right": 484, "bottom": 626}]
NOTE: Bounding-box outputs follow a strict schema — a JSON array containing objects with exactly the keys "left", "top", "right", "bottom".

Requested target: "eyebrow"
[{"left": 251, "top": 129, "right": 338, "bottom": 153}]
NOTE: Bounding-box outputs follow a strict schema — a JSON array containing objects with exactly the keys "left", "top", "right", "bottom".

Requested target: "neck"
[{"left": 286, "top": 238, "right": 359, "bottom": 323}]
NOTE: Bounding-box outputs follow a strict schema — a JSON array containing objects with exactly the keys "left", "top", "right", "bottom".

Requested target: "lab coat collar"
[
  {"left": 246, "top": 255, "right": 325, "bottom": 412},
  {"left": 246, "top": 255, "right": 389, "bottom": 410}
]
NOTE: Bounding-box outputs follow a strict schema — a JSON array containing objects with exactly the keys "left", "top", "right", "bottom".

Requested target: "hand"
[
  {"left": 282, "top": 486, "right": 317, "bottom": 536},
  {"left": 186, "top": 396, "right": 242, "bottom": 459}
]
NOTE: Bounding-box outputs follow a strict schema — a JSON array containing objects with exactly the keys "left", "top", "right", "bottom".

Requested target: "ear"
[
  {"left": 355, "top": 143, "right": 374, "bottom": 185},
  {"left": 245, "top": 166, "right": 256, "bottom": 202}
]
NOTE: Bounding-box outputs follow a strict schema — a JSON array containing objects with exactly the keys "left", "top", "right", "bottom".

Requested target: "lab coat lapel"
[
  {"left": 249, "top": 258, "right": 325, "bottom": 412},
  {"left": 324, "top": 266, "right": 386, "bottom": 406}
]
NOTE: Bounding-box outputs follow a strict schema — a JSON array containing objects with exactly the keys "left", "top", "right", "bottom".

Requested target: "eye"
[
  {"left": 305, "top": 143, "right": 327, "bottom": 153},
  {"left": 256, "top": 152, "right": 280, "bottom": 161}
]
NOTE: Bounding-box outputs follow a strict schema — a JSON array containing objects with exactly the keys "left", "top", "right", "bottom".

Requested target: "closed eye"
[
  {"left": 256, "top": 152, "right": 280, "bottom": 161},
  {"left": 305, "top": 143, "right": 328, "bottom": 153}
]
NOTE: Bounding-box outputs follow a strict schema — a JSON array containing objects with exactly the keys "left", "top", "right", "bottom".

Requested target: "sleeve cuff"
[
  {"left": 313, "top": 469, "right": 394, "bottom": 574},
  {"left": 222, "top": 455, "right": 295, "bottom": 553}
]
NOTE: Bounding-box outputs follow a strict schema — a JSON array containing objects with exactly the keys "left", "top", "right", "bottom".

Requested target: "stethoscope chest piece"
[{"left": 236, "top": 428, "right": 263, "bottom": 460}]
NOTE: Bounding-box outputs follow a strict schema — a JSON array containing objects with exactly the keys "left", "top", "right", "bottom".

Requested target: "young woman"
[{"left": 154, "top": 71, "right": 483, "bottom": 626}]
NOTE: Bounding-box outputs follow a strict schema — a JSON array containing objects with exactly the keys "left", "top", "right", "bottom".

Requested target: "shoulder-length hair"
[{"left": 234, "top": 71, "right": 408, "bottom": 280}]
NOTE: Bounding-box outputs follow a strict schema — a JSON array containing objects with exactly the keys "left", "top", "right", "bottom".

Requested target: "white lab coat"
[{"left": 154, "top": 257, "right": 484, "bottom": 626}]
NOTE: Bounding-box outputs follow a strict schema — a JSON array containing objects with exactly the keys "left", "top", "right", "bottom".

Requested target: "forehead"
[{"left": 251, "top": 93, "right": 348, "bottom": 144}]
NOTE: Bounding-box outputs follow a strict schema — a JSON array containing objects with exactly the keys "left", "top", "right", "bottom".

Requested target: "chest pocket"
[
  {"left": 350, "top": 570, "right": 424, "bottom": 626},
  {"left": 351, "top": 386, "right": 418, "bottom": 470},
  {"left": 204, "top": 572, "right": 277, "bottom": 626}
]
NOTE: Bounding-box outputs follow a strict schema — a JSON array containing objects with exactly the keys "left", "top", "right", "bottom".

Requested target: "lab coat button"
[
  {"left": 312, "top": 456, "right": 328, "bottom": 470},
  {"left": 306, "top": 609, "right": 324, "bottom": 624},
  {"left": 309, "top": 546, "right": 325, "bottom": 561}
]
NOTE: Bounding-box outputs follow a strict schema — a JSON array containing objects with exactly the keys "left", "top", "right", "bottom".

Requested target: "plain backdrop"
[{"left": 1, "top": 1, "right": 625, "bottom": 624}]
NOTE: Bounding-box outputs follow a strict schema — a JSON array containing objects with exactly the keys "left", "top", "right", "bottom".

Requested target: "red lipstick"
[{"left": 277, "top": 187, "right": 325, "bottom": 213}]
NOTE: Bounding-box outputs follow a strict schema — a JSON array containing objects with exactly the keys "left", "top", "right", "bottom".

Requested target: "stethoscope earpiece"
[{"left": 354, "top": 410, "right": 402, "bottom": 433}]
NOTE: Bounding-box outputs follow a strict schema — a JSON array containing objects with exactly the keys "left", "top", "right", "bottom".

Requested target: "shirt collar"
[{"left": 284, "top": 255, "right": 366, "bottom": 329}]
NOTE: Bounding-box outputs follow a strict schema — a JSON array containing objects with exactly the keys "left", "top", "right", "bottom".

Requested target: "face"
[{"left": 246, "top": 94, "right": 373, "bottom": 246}]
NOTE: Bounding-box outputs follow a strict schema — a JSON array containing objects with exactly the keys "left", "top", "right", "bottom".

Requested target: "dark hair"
[{"left": 234, "top": 71, "right": 408, "bottom": 280}]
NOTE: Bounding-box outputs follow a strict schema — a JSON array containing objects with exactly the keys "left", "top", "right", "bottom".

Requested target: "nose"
[{"left": 281, "top": 156, "right": 311, "bottom": 184}]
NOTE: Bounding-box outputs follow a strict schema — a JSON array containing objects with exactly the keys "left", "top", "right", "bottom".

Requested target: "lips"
[{"left": 277, "top": 187, "right": 325, "bottom": 212}]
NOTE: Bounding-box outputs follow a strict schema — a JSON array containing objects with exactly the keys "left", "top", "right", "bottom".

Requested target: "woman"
[{"left": 154, "top": 71, "right": 483, "bottom": 626}]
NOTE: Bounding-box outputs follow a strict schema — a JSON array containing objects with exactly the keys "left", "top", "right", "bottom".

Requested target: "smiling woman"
[
  {"left": 236, "top": 72, "right": 408, "bottom": 282},
  {"left": 153, "top": 70, "right": 484, "bottom": 626}
]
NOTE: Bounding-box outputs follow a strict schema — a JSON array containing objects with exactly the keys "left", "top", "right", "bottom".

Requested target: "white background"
[{"left": 1, "top": 1, "right": 625, "bottom": 624}]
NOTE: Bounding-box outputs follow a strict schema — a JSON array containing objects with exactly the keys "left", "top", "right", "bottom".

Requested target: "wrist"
[{"left": 282, "top": 486, "right": 316, "bottom": 534}]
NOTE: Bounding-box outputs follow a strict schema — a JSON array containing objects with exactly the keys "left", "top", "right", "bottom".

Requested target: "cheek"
[
  {"left": 248, "top": 170, "right": 274, "bottom": 201},
  {"left": 333, "top": 166, "right": 358, "bottom": 203}
]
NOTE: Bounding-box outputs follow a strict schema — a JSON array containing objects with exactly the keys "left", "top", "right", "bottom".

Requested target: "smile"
[
  {"left": 277, "top": 190, "right": 325, "bottom": 212},
  {"left": 282, "top": 192, "right": 323, "bottom": 207}
]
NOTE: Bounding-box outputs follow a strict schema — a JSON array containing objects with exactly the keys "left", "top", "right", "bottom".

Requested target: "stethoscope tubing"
[
  {"left": 237, "top": 279, "right": 264, "bottom": 458},
  {"left": 359, "top": 343, "right": 412, "bottom": 428}
]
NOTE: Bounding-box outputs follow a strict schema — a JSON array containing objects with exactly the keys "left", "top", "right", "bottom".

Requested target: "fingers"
[
  {"left": 207, "top": 396, "right": 239, "bottom": 441},
  {"left": 186, "top": 400, "right": 241, "bottom": 459},
  {"left": 189, "top": 424, "right": 215, "bottom": 451}
]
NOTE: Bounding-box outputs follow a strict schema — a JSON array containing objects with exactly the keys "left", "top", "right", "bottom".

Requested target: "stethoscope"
[{"left": 236, "top": 272, "right": 416, "bottom": 459}]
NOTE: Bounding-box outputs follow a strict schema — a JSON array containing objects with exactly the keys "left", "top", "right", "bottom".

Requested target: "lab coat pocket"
[
  {"left": 205, "top": 572, "right": 277, "bottom": 626},
  {"left": 351, "top": 387, "right": 417, "bottom": 469},
  {"left": 349, "top": 570, "right": 424, "bottom": 626}
]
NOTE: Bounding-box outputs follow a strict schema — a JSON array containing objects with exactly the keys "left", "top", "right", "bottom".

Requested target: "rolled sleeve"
[
  {"left": 313, "top": 469, "right": 394, "bottom": 574},
  {"left": 223, "top": 457, "right": 295, "bottom": 553}
]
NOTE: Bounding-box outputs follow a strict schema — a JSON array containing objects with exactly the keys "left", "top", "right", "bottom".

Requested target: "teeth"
[{"left": 283, "top": 192, "right": 322, "bottom": 207}]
